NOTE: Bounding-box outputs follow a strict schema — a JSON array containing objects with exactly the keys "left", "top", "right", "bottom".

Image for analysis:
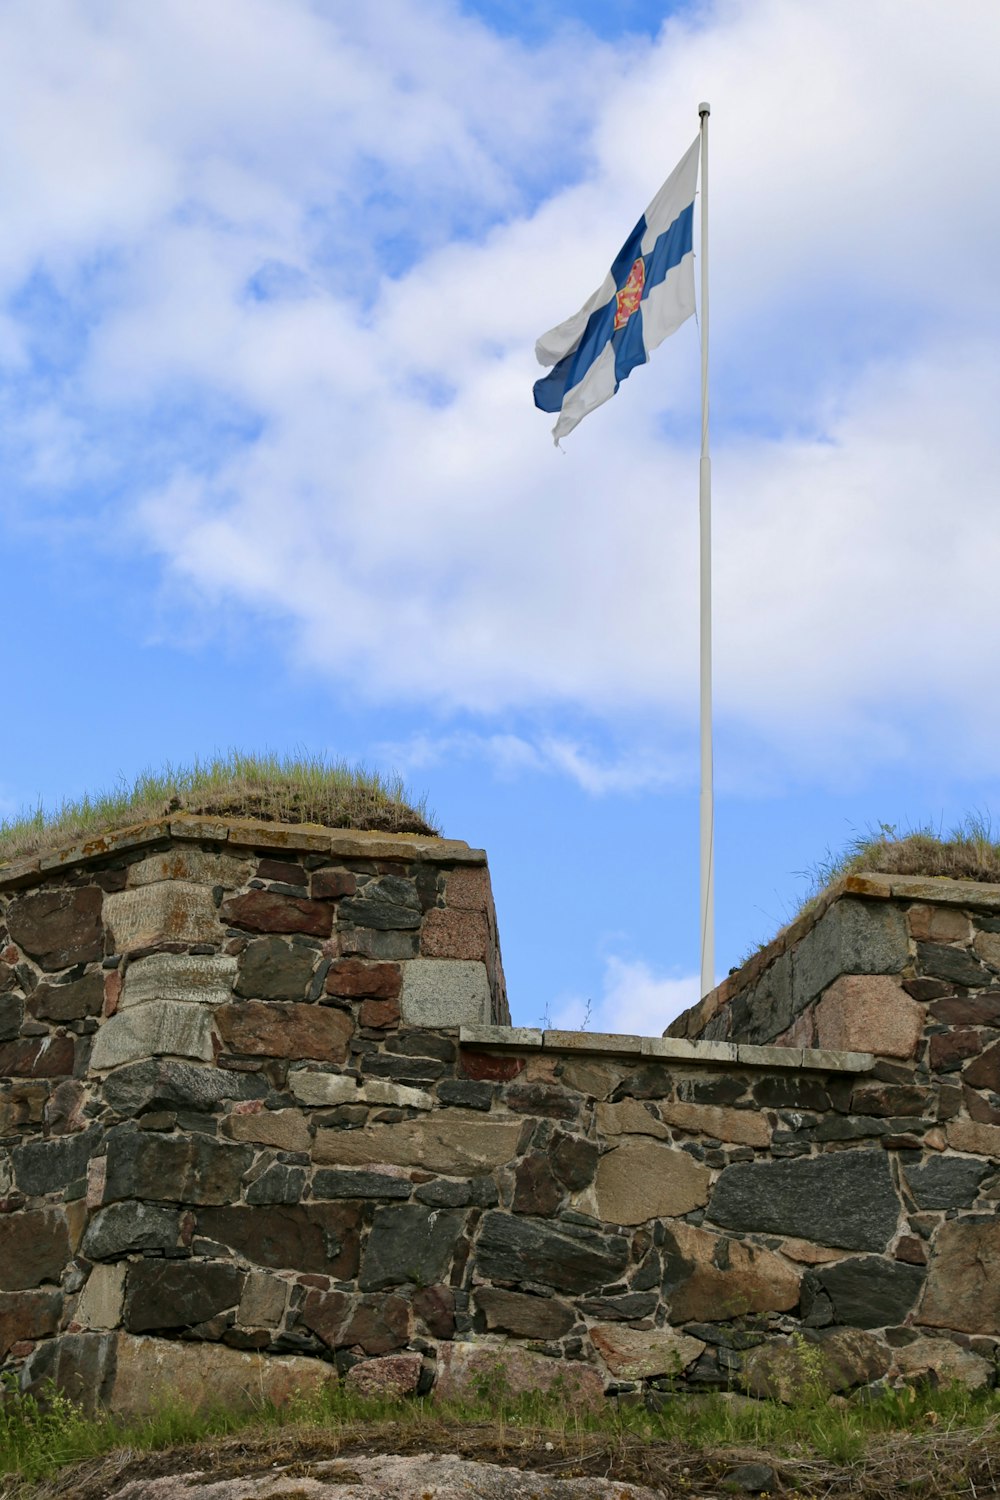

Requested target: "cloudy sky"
[{"left": 3, "top": 0, "right": 999, "bottom": 1033}]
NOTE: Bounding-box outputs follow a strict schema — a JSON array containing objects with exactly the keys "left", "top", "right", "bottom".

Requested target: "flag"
[{"left": 534, "top": 137, "right": 700, "bottom": 443}]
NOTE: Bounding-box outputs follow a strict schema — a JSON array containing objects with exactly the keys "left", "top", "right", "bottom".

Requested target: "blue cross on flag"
[{"left": 534, "top": 137, "right": 700, "bottom": 444}]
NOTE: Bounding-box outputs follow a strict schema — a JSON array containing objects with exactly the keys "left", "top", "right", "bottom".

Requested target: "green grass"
[
  {"left": 4, "top": 1371, "right": 1000, "bottom": 1498},
  {"left": 0, "top": 750, "right": 437, "bottom": 864},
  {"left": 805, "top": 812, "right": 1000, "bottom": 896}
]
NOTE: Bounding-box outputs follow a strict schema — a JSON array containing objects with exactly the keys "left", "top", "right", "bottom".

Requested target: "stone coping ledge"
[
  {"left": 0, "top": 815, "right": 486, "bottom": 890},
  {"left": 458, "top": 1025, "right": 873, "bottom": 1073}
]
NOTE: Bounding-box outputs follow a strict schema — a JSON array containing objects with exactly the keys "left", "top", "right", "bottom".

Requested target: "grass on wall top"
[
  {"left": 808, "top": 814, "right": 1000, "bottom": 895},
  {"left": 0, "top": 750, "right": 437, "bottom": 864}
]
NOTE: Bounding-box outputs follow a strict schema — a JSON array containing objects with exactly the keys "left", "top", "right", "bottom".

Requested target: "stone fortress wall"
[{"left": 1, "top": 823, "right": 999, "bottom": 1415}]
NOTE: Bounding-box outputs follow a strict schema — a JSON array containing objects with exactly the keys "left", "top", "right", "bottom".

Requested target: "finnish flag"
[{"left": 534, "top": 137, "right": 700, "bottom": 444}]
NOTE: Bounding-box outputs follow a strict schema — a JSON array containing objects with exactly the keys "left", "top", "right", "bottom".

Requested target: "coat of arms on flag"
[{"left": 533, "top": 136, "right": 700, "bottom": 443}]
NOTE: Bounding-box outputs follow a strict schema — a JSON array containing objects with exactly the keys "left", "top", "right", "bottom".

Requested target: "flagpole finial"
[{"left": 699, "top": 101, "right": 711, "bottom": 116}]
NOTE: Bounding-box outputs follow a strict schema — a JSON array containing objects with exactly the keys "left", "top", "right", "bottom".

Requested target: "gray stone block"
[
  {"left": 82, "top": 1201, "right": 181, "bottom": 1259},
  {"left": 90, "top": 1001, "right": 216, "bottom": 1069},
  {"left": 792, "top": 898, "right": 907, "bottom": 1008},
  {"left": 458, "top": 1025, "right": 542, "bottom": 1048},
  {"left": 104, "top": 881, "right": 220, "bottom": 953},
  {"left": 708, "top": 1149, "right": 901, "bottom": 1252},
  {"left": 121, "top": 953, "right": 237, "bottom": 1008},
  {"left": 811, "top": 1256, "right": 925, "bottom": 1328},
  {"left": 400, "top": 959, "right": 490, "bottom": 1027},
  {"left": 100, "top": 1058, "right": 264, "bottom": 1115}
]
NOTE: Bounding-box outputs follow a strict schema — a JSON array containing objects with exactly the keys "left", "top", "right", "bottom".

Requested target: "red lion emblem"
[{"left": 614, "top": 257, "right": 645, "bottom": 331}]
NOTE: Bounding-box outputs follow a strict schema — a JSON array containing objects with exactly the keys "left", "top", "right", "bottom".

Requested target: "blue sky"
[{"left": 3, "top": 0, "right": 1000, "bottom": 1033}]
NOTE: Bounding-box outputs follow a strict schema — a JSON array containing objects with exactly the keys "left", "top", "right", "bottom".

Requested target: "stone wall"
[{"left": 2, "top": 830, "right": 999, "bottom": 1415}]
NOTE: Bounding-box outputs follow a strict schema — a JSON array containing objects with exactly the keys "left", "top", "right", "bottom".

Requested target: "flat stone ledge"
[
  {"left": 459, "top": 1026, "right": 873, "bottom": 1073},
  {"left": 0, "top": 816, "right": 486, "bottom": 890}
]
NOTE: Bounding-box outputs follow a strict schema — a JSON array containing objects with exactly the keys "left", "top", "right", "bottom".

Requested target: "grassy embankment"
[
  {"left": 2, "top": 1372, "right": 1000, "bottom": 1499},
  {"left": 0, "top": 750, "right": 437, "bottom": 864}
]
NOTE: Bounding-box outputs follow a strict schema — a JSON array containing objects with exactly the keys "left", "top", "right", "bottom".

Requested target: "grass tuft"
[{"left": 0, "top": 749, "right": 437, "bottom": 865}]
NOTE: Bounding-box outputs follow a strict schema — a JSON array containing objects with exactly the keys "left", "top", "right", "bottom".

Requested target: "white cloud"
[
  {"left": 380, "top": 727, "right": 691, "bottom": 793},
  {"left": 4, "top": 0, "right": 1000, "bottom": 783},
  {"left": 551, "top": 955, "right": 700, "bottom": 1036}
]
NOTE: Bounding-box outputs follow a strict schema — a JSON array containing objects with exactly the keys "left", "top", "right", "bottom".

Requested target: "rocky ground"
[{"left": 9, "top": 1419, "right": 1000, "bottom": 1500}]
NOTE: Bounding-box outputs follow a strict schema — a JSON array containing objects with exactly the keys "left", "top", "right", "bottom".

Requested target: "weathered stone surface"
[
  {"left": 234, "top": 938, "right": 315, "bottom": 1001},
  {"left": 908, "top": 905, "right": 972, "bottom": 943},
  {"left": 590, "top": 1323, "right": 705, "bottom": 1379},
  {"left": 512, "top": 1153, "right": 563, "bottom": 1215},
  {"left": 288, "top": 1070, "right": 359, "bottom": 1107},
  {"left": 400, "top": 958, "right": 491, "bottom": 1027},
  {"left": 325, "top": 957, "right": 402, "bottom": 999},
  {"left": 345, "top": 1352, "right": 423, "bottom": 1398},
  {"left": 122, "top": 952, "right": 237, "bottom": 1007},
  {"left": 595, "top": 1099, "right": 670, "bottom": 1138},
  {"left": 7, "top": 886, "right": 103, "bottom": 969},
  {"left": 76, "top": 1263, "right": 126, "bottom": 1329},
  {"left": 474, "top": 1287, "right": 576, "bottom": 1340},
  {"left": 708, "top": 1150, "right": 900, "bottom": 1251},
  {"left": 310, "top": 868, "right": 357, "bottom": 900},
  {"left": 124, "top": 1260, "right": 245, "bottom": 1333},
  {"left": 963, "top": 1039, "right": 1000, "bottom": 1092},
  {"left": 0, "top": 1288, "right": 62, "bottom": 1358},
  {"left": 420, "top": 907, "right": 489, "bottom": 961},
  {"left": 245, "top": 1161, "right": 307, "bottom": 1205},
  {"left": 893, "top": 1335, "right": 994, "bottom": 1390},
  {"left": 338, "top": 925, "right": 419, "bottom": 961},
  {"left": 359, "top": 1204, "right": 464, "bottom": 1290},
  {"left": 91, "top": 1000, "right": 217, "bottom": 1068},
  {"left": 312, "top": 1109, "right": 522, "bottom": 1175},
  {"left": 659, "top": 1100, "right": 771, "bottom": 1147},
  {"left": 30, "top": 972, "right": 104, "bottom": 1022},
  {"left": 196, "top": 1203, "right": 361, "bottom": 1278},
  {"left": 593, "top": 1141, "right": 711, "bottom": 1226},
  {"left": 220, "top": 889, "right": 332, "bottom": 937},
  {"left": 0, "top": 992, "right": 21, "bottom": 1040},
  {"left": 794, "top": 899, "right": 908, "bottom": 1006},
  {"left": 476, "top": 1212, "right": 628, "bottom": 1294},
  {"left": 222, "top": 1106, "right": 310, "bottom": 1152},
  {"left": 25, "top": 1331, "right": 334, "bottom": 1418},
  {"left": 127, "top": 850, "right": 251, "bottom": 889},
  {"left": 919, "top": 1219, "right": 1000, "bottom": 1333},
  {"left": 82, "top": 1201, "right": 181, "bottom": 1259},
  {"left": 103, "top": 1131, "right": 253, "bottom": 1206},
  {"left": 460, "top": 1050, "right": 525, "bottom": 1082},
  {"left": 946, "top": 1118, "right": 1000, "bottom": 1155},
  {"left": 237, "top": 1270, "right": 287, "bottom": 1328},
  {"left": 812, "top": 1256, "right": 924, "bottom": 1328},
  {"left": 931, "top": 992, "right": 1000, "bottom": 1025},
  {"left": 13, "top": 1124, "right": 101, "bottom": 1195},
  {"left": 413, "top": 1283, "right": 455, "bottom": 1339},
  {"left": 0, "top": 1208, "right": 70, "bottom": 1289},
  {"left": 549, "top": 1132, "right": 600, "bottom": 1190},
  {"left": 435, "top": 1343, "right": 604, "bottom": 1409},
  {"left": 917, "top": 942, "right": 989, "bottom": 988},
  {"left": 741, "top": 1327, "right": 889, "bottom": 1402},
  {"left": 300, "top": 1288, "right": 411, "bottom": 1355},
  {"left": 217, "top": 1000, "right": 353, "bottom": 1061},
  {"left": 101, "top": 1057, "right": 263, "bottom": 1115},
  {"left": 104, "top": 882, "right": 220, "bottom": 952},
  {"left": 903, "top": 1155, "right": 989, "bottom": 1210},
  {"left": 359, "top": 996, "right": 401, "bottom": 1028},
  {"left": 0, "top": 1035, "right": 76, "bottom": 1077},
  {"left": 928, "top": 1029, "right": 982, "bottom": 1072},
  {"left": 814, "top": 975, "right": 923, "bottom": 1059},
  {"left": 44, "top": 1077, "right": 88, "bottom": 1135},
  {"left": 313, "top": 1168, "right": 412, "bottom": 1200},
  {"left": 339, "top": 876, "right": 422, "bottom": 931},
  {"left": 662, "top": 1222, "right": 801, "bottom": 1323},
  {"left": 0, "top": 1080, "right": 47, "bottom": 1135}
]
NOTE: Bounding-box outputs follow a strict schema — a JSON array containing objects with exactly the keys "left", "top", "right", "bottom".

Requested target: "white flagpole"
[{"left": 698, "top": 101, "right": 714, "bottom": 999}]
